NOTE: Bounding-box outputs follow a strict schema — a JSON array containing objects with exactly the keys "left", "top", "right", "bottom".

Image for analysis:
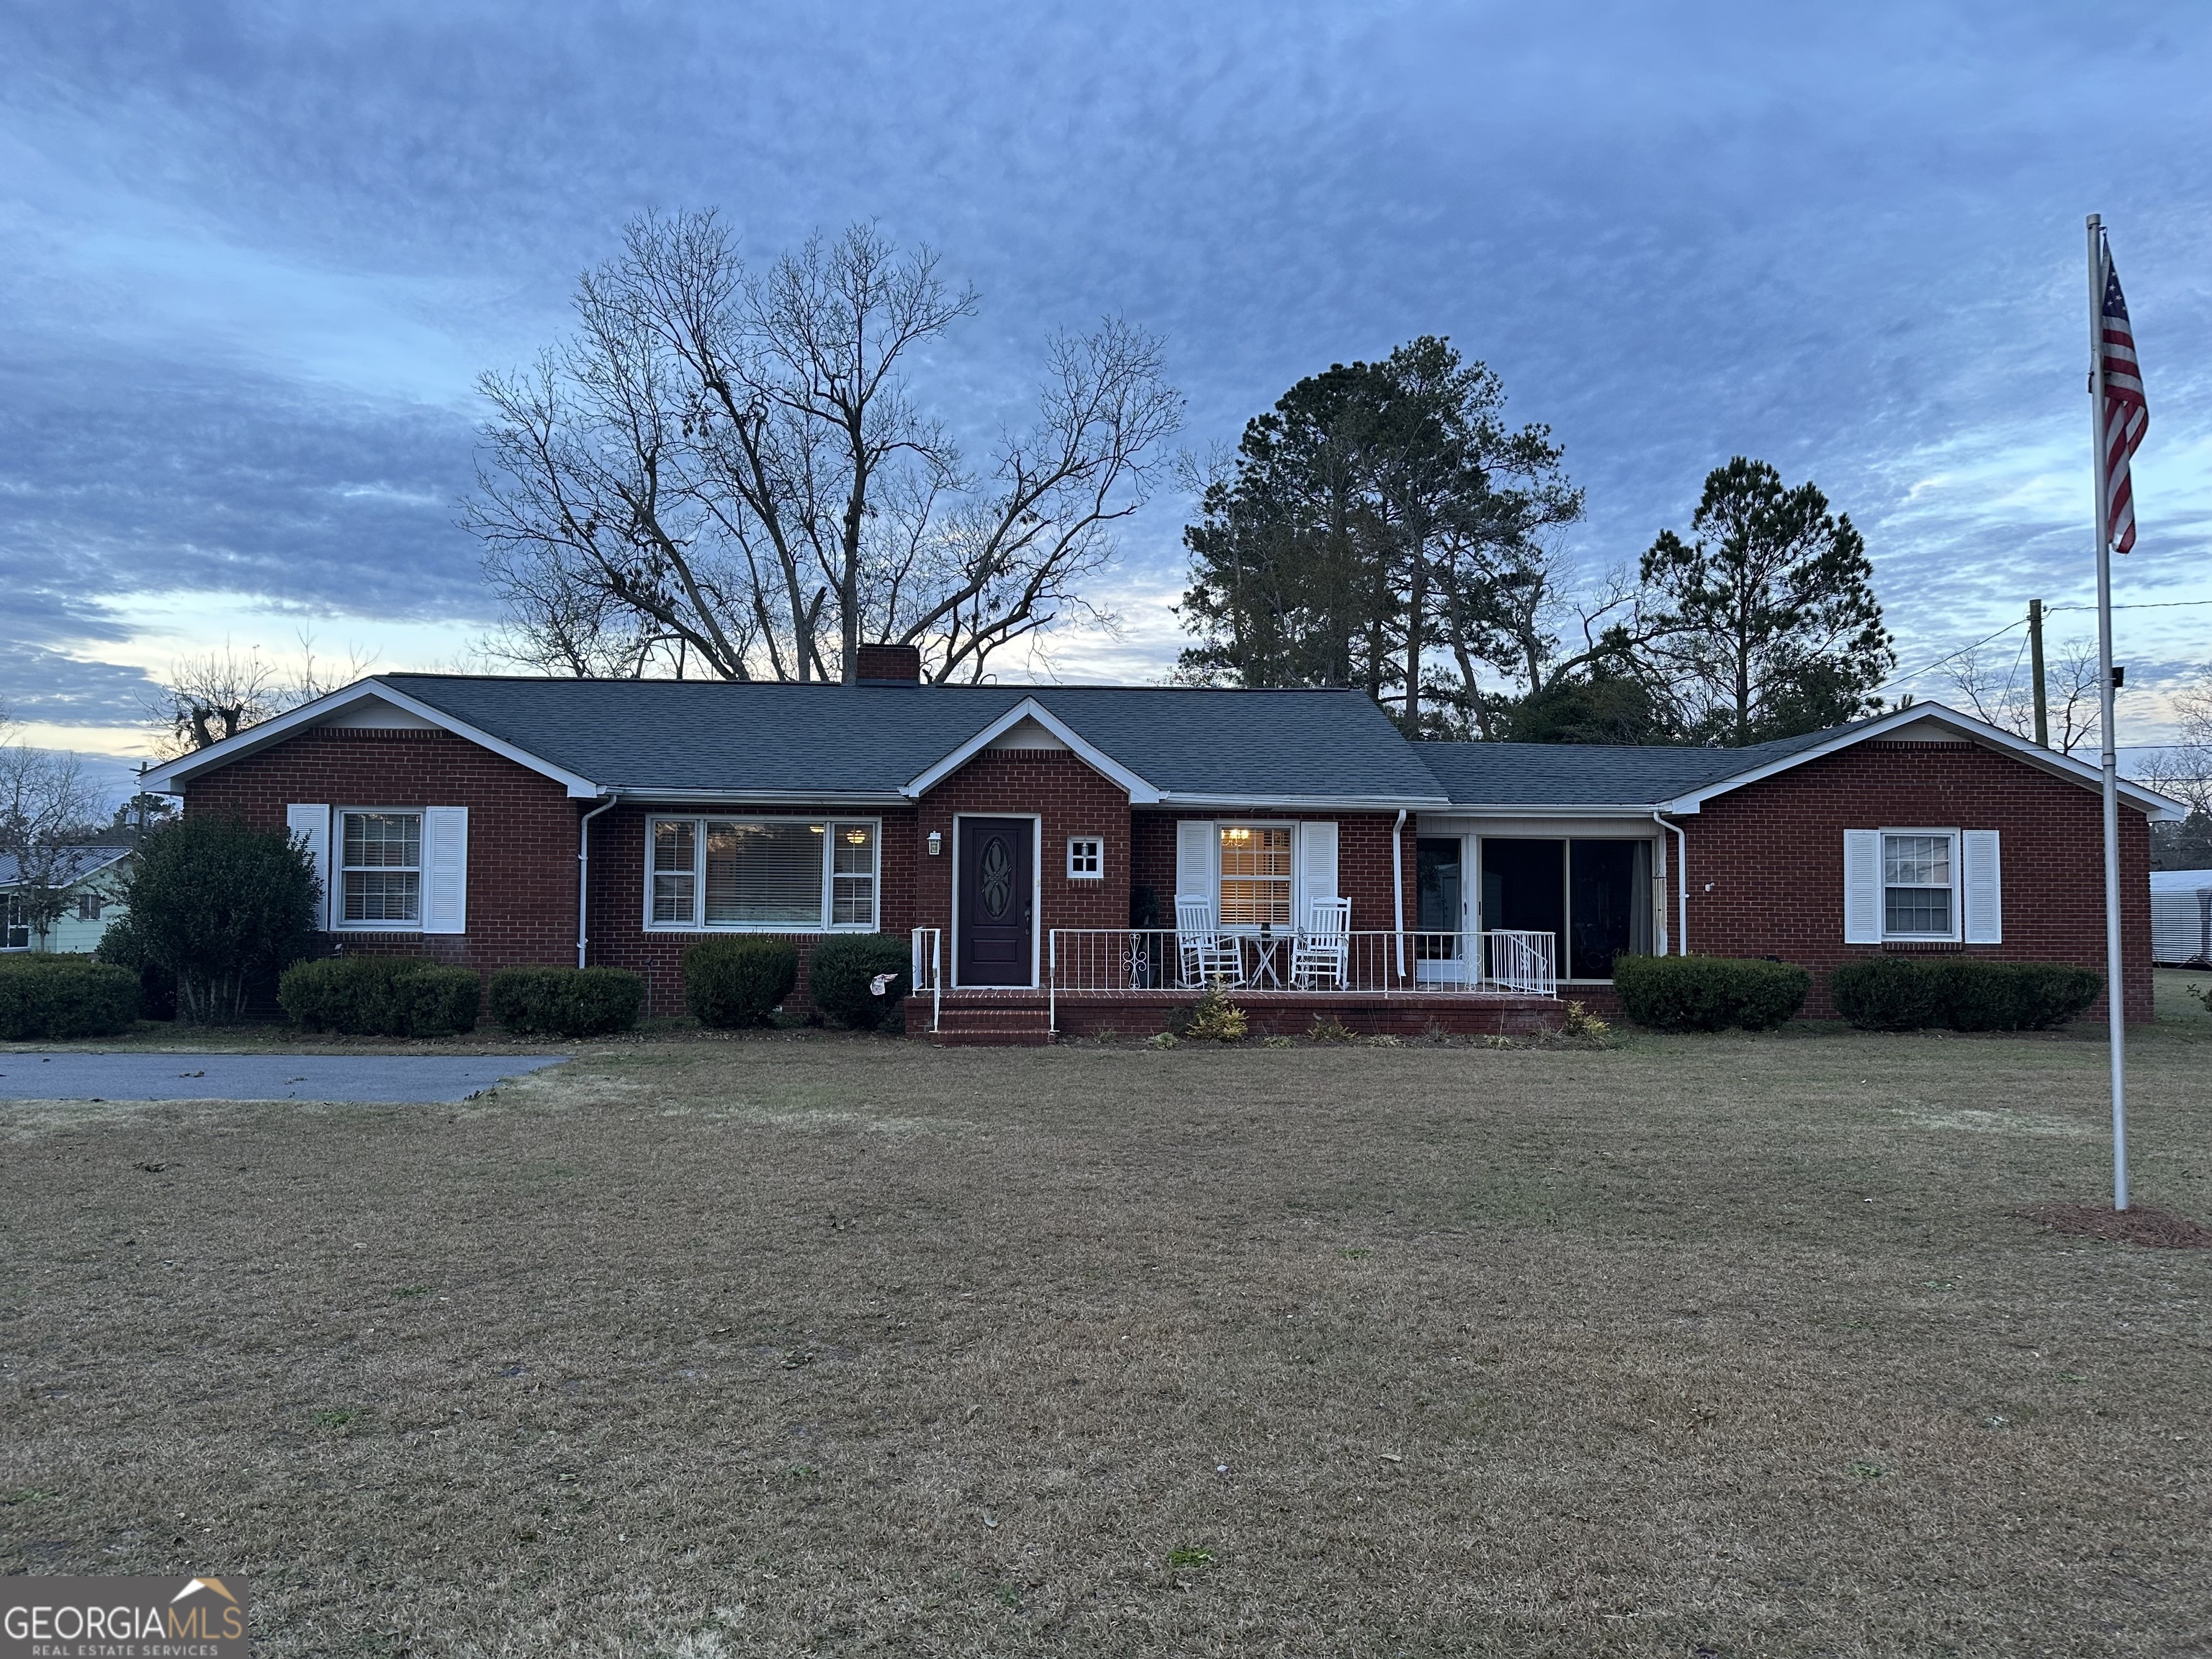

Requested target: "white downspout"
[
  {"left": 577, "top": 795, "right": 618, "bottom": 967},
  {"left": 1653, "top": 811, "right": 1688, "bottom": 956},
  {"left": 1392, "top": 808, "right": 1408, "bottom": 979}
]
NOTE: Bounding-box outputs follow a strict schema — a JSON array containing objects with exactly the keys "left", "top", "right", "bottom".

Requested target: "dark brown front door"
[{"left": 956, "top": 818, "right": 1034, "bottom": 986}]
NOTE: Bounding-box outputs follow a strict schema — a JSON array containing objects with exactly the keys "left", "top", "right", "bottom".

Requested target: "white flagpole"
[{"left": 2086, "top": 212, "right": 2128, "bottom": 1213}]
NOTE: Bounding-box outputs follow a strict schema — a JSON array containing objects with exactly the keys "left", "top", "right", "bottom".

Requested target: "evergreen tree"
[
  {"left": 1638, "top": 457, "right": 1893, "bottom": 745},
  {"left": 1177, "top": 338, "right": 1580, "bottom": 732}
]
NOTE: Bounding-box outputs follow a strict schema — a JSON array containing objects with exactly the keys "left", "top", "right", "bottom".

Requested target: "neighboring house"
[
  {"left": 2150, "top": 869, "right": 2212, "bottom": 966},
  {"left": 1, "top": 845, "right": 133, "bottom": 954},
  {"left": 138, "top": 645, "right": 2177, "bottom": 1040}
]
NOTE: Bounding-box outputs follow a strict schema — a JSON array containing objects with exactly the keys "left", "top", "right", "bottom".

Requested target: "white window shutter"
[
  {"left": 1298, "top": 821, "right": 1340, "bottom": 929},
  {"left": 423, "top": 806, "right": 469, "bottom": 935},
  {"left": 287, "top": 804, "right": 331, "bottom": 930},
  {"left": 1962, "top": 830, "right": 2002, "bottom": 943},
  {"left": 1174, "top": 819, "right": 1215, "bottom": 904},
  {"left": 1843, "top": 830, "right": 1882, "bottom": 944}
]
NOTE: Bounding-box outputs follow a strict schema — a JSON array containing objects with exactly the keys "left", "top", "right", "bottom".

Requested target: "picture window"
[{"left": 648, "top": 817, "right": 878, "bottom": 931}]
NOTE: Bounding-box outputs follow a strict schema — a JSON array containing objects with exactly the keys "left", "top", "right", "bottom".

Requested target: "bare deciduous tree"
[
  {"left": 0, "top": 703, "right": 107, "bottom": 948},
  {"left": 145, "top": 632, "right": 382, "bottom": 757},
  {"left": 1948, "top": 636, "right": 2102, "bottom": 755},
  {"left": 469, "top": 213, "right": 1182, "bottom": 685}
]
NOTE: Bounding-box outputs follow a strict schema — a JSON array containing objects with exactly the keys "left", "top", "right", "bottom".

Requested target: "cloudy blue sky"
[{"left": 4, "top": 1, "right": 2208, "bottom": 791}]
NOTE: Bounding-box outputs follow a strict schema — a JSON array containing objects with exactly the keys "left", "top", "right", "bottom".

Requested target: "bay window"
[{"left": 647, "top": 817, "right": 878, "bottom": 931}]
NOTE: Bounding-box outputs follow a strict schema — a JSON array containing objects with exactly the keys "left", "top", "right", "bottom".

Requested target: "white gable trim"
[
  {"left": 1656, "top": 701, "right": 2183, "bottom": 821},
  {"left": 139, "top": 678, "right": 606, "bottom": 799},
  {"left": 901, "top": 696, "right": 1161, "bottom": 803}
]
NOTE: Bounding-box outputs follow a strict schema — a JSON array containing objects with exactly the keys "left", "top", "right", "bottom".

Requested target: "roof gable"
[{"left": 139, "top": 679, "right": 606, "bottom": 798}]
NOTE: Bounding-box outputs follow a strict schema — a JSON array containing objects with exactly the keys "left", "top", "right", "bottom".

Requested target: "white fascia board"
[
  {"left": 615, "top": 790, "right": 910, "bottom": 808},
  {"left": 1654, "top": 701, "right": 2186, "bottom": 821},
  {"left": 901, "top": 696, "right": 1161, "bottom": 803},
  {"left": 138, "top": 678, "right": 606, "bottom": 799},
  {"left": 1160, "top": 794, "right": 1449, "bottom": 813},
  {"left": 1419, "top": 803, "right": 1670, "bottom": 817}
]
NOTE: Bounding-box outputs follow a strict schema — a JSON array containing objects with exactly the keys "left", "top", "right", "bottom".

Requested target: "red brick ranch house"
[{"left": 142, "top": 644, "right": 2174, "bottom": 1040}]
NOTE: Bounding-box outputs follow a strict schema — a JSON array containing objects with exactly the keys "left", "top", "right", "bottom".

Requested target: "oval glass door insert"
[{"left": 980, "top": 837, "right": 1013, "bottom": 917}]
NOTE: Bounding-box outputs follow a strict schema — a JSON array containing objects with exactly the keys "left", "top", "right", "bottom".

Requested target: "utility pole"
[{"left": 2028, "top": 598, "right": 2049, "bottom": 748}]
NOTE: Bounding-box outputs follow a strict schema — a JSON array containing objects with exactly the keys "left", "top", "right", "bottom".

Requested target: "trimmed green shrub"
[
  {"left": 1830, "top": 958, "right": 2103, "bottom": 1032},
  {"left": 0, "top": 954, "right": 141, "bottom": 1039},
  {"left": 681, "top": 938, "right": 798, "bottom": 1029},
  {"left": 1829, "top": 958, "right": 1948, "bottom": 1030},
  {"left": 487, "top": 966, "right": 644, "bottom": 1038},
  {"left": 1611, "top": 953, "right": 1812, "bottom": 1033},
  {"left": 806, "top": 935, "right": 911, "bottom": 1031},
  {"left": 277, "top": 956, "right": 481, "bottom": 1037},
  {"left": 2009, "top": 963, "right": 2103, "bottom": 1030},
  {"left": 123, "top": 814, "right": 320, "bottom": 1023},
  {"left": 1936, "top": 959, "right": 2028, "bottom": 1033}
]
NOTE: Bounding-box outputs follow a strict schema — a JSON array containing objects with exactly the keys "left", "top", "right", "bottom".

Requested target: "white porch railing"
[
  {"left": 909, "top": 927, "right": 943, "bottom": 1033},
  {"left": 1046, "top": 927, "right": 1557, "bottom": 1026}
]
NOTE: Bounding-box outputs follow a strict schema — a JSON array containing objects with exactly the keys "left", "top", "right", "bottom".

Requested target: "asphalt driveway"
[{"left": 0, "top": 1052, "right": 568, "bottom": 1103}]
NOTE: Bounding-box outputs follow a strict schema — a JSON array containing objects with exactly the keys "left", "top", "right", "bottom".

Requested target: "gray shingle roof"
[
  {"left": 0, "top": 845, "right": 132, "bottom": 889},
  {"left": 1413, "top": 725, "right": 1852, "bottom": 808},
  {"left": 379, "top": 675, "right": 1447, "bottom": 803}
]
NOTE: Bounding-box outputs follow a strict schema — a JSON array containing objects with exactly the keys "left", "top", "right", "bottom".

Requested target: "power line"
[
  {"left": 1878, "top": 618, "right": 2028, "bottom": 693},
  {"left": 1997, "top": 621, "right": 2032, "bottom": 710},
  {"left": 1884, "top": 596, "right": 2212, "bottom": 693},
  {"left": 2047, "top": 598, "right": 2212, "bottom": 613}
]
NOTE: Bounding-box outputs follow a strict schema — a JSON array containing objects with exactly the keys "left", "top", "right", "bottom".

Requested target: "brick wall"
[
  {"left": 1130, "top": 809, "right": 1416, "bottom": 939},
  {"left": 181, "top": 728, "right": 581, "bottom": 976},
  {"left": 585, "top": 802, "right": 920, "bottom": 1017},
  {"left": 916, "top": 752, "right": 1133, "bottom": 938},
  {"left": 1679, "top": 739, "right": 2154, "bottom": 1022}
]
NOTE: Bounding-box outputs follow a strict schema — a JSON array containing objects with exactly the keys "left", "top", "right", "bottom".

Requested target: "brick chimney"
[{"left": 853, "top": 643, "right": 922, "bottom": 685}]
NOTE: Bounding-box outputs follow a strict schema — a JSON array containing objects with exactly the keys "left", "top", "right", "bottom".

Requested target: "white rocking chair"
[
  {"left": 1174, "top": 895, "right": 1245, "bottom": 988},
  {"left": 1290, "top": 898, "right": 1352, "bottom": 989}
]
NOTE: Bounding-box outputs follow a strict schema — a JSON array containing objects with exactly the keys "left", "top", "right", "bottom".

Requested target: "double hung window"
[
  {"left": 341, "top": 811, "right": 422, "bottom": 926},
  {"left": 1882, "top": 832, "right": 1956, "bottom": 938},
  {"left": 649, "top": 817, "right": 878, "bottom": 930},
  {"left": 1218, "top": 825, "right": 1293, "bottom": 928}
]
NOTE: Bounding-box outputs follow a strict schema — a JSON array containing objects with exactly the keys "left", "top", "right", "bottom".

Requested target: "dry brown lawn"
[{"left": 5, "top": 982, "right": 2212, "bottom": 1657}]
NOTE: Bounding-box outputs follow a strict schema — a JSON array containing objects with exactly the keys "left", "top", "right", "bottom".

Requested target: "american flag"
[{"left": 2097, "top": 235, "right": 2149, "bottom": 553}]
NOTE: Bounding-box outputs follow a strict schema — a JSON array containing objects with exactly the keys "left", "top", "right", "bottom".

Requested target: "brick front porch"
[{"left": 903, "top": 988, "right": 1565, "bottom": 1046}]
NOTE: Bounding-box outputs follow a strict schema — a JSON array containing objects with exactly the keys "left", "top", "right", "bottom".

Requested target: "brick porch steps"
[{"left": 920, "top": 994, "right": 1056, "bottom": 1047}]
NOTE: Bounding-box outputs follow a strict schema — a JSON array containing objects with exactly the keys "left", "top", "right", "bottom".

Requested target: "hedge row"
[
  {"left": 0, "top": 955, "right": 140, "bottom": 1040},
  {"left": 1611, "top": 954, "right": 1811, "bottom": 1032},
  {"left": 1828, "top": 958, "right": 2100, "bottom": 1031},
  {"left": 278, "top": 956, "right": 482, "bottom": 1037},
  {"left": 1610, "top": 952, "right": 2103, "bottom": 1034}
]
